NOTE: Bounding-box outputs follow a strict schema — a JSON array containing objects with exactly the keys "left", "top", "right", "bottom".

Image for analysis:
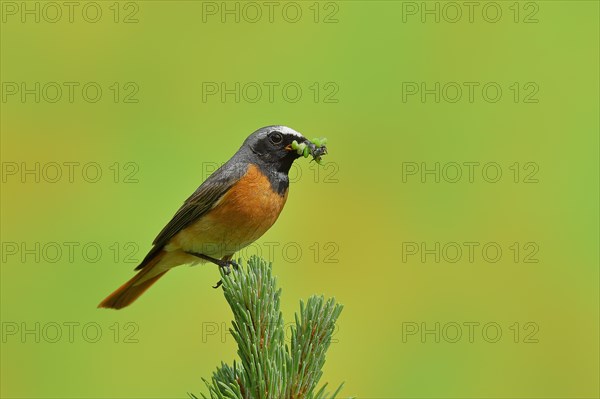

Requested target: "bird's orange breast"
[{"left": 168, "top": 164, "right": 288, "bottom": 257}]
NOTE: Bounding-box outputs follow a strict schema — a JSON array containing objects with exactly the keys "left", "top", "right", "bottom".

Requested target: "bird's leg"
[
  {"left": 184, "top": 252, "right": 239, "bottom": 289},
  {"left": 185, "top": 252, "right": 236, "bottom": 270}
]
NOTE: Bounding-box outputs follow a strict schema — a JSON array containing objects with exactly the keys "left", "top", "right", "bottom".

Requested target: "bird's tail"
[{"left": 98, "top": 251, "right": 167, "bottom": 310}]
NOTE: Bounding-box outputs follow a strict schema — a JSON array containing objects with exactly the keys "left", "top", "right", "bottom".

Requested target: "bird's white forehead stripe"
[{"left": 276, "top": 126, "right": 303, "bottom": 138}]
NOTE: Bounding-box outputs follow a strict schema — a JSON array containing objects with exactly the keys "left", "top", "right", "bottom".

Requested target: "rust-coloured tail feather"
[{"left": 98, "top": 251, "right": 167, "bottom": 309}]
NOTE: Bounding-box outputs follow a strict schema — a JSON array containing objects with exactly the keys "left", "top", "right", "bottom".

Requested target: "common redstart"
[{"left": 98, "top": 126, "right": 327, "bottom": 309}]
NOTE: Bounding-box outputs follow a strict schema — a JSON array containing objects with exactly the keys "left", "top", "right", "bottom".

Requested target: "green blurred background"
[{"left": 1, "top": 1, "right": 598, "bottom": 398}]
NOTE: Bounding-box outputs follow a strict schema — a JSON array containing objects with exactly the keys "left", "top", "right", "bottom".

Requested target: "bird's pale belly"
[{"left": 166, "top": 164, "right": 288, "bottom": 260}]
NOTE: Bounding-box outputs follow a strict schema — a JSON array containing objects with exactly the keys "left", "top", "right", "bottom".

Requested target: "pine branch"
[{"left": 192, "top": 256, "right": 344, "bottom": 399}]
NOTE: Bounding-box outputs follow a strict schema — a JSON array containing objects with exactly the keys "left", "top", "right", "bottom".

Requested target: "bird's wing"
[{"left": 135, "top": 164, "right": 244, "bottom": 270}]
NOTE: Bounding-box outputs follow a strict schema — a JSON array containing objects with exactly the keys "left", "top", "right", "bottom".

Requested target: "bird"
[{"left": 98, "top": 125, "right": 325, "bottom": 309}]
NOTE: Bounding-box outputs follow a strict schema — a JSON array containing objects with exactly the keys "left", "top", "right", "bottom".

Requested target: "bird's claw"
[
  {"left": 212, "top": 280, "right": 223, "bottom": 289},
  {"left": 184, "top": 251, "right": 240, "bottom": 289},
  {"left": 228, "top": 259, "right": 240, "bottom": 271},
  {"left": 213, "top": 259, "right": 240, "bottom": 289}
]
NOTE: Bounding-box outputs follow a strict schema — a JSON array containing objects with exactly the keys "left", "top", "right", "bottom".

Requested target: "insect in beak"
[{"left": 290, "top": 138, "right": 328, "bottom": 164}]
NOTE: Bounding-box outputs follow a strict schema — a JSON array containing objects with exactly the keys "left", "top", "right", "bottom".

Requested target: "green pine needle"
[{"left": 194, "top": 256, "right": 345, "bottom": 399}]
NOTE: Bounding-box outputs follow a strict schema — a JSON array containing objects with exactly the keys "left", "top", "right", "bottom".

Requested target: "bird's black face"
[{"left": 245, "top": 126, "right": 307, "bottom": 173}]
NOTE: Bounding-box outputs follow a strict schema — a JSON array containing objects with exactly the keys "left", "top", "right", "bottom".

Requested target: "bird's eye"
[{"left": 269, "top": 131, "right": 283, "bottom": 144}]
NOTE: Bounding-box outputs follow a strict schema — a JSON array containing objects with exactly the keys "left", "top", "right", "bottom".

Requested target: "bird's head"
[{"left": 243, "top": 125, "right": 327, "bottom": 173}]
